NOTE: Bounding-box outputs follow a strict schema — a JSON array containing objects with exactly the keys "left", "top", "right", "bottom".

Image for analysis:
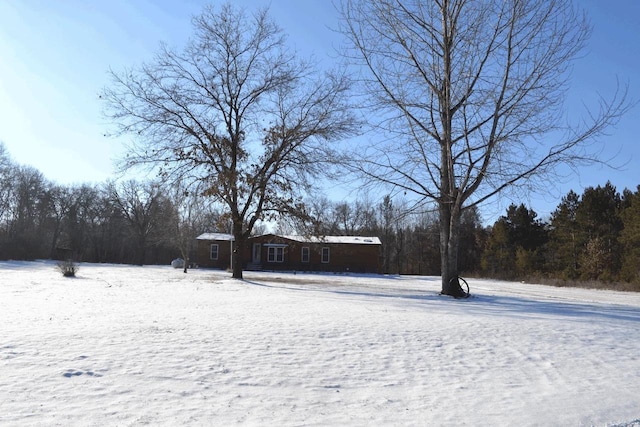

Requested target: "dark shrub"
[{"left": 57, "top": 260, "right": 79, "bottom": 277}]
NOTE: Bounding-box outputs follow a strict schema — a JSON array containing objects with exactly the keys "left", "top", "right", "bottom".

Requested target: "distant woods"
[
  {"left": 1, "top": 143, "right": 639, "bottom": 288},
  {"left": 0, "top": 143, "right": 224, "bottom": 265}
]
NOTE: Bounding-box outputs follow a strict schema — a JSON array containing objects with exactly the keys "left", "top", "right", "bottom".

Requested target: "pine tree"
[
  {"left": 481, "top": 204, "right": 547, "bottom": 279},
  {"left": 548, "top": 190, "right": 581, "bottom": 279},
  {"left": 575, "top": 182, "right": 623, "bottom": 281},
  {"left": 619, "top": 186, "right": 640, "bottom": 284}
]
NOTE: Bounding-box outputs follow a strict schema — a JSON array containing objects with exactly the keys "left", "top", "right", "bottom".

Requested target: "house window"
[
  {"left": 301, "top": 247, "right": 310, "bottom": 263},
  {"left": 210, "top": 244, "right": 219, "bottom": 260},
  {"left": 268, "top": 246, "right": 284, "bottom": 263},
  {"left": 321, "top": 247, "right": 330, "bottom": 263}
]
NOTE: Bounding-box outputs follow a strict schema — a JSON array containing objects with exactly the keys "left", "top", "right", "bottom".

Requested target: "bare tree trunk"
[
  {"left": 440, "top": 201, "right": 465, "bottom": 297},
  {"left": 137, "top": 238, "right": 146, "bottom": 266},
  {"left": 49, "top": 219, "right": 63, "bottom": 259},
  {"left": 232, "top": 220, "right": 244, "bottom": 279},
  {"left": 180, "top": 246, "right": 189, "bottom": 273}
]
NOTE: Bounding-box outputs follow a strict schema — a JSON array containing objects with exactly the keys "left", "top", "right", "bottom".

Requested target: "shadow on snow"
[{"left": 240, "top": 275, "right": 640, "bottom": 325}]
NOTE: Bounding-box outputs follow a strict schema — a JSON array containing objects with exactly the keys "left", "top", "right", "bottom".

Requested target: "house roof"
[
  {"left": 276, "top": 235, "right": 382, "bottom": 245},
  {"left": 196, "top": 233, "right": 234, "bottom": 241},
  {"left": 197, "top": 233, "right": 382, "bottom": 245}
]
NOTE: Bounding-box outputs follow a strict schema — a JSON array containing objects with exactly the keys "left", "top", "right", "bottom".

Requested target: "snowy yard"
[{"left": 1, "top": 261, "right": 639, "bottom": 426}]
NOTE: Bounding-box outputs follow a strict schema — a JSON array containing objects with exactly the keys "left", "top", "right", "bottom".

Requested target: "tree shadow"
[
  {"left": 465, "top": 293, "right": 640, "bottom": 324},
  {"left": 241, "top": 275, "right": 640, "bottom": 324}
]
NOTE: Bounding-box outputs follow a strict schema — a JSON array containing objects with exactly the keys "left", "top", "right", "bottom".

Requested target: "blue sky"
[{"left": 0, "top": 0, "right": 638, "bottom": 223}]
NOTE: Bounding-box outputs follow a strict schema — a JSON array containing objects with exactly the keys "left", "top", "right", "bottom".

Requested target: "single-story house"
[{"left": 196, "top": 233, "right": 382, "bottom": 274}]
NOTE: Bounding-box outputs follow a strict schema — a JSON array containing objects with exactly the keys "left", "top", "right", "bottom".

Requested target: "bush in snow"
[{"left": 57, "top": 260, "right": 79, "bottom": 277}]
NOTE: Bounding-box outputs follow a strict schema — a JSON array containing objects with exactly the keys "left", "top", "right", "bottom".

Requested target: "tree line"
[
  {"left": 4, "top": 137, "right": 638, "bottom": 290},
  {"left": 305, "top": 183, "right": 640, "bottom": 290},
  {"left": 0, "top": 143, "right": 225, "bottom": 265},
  {"left": 303, "top": 182, "right": 640, "bottom": 289},
  {"left": 482, "top": 183, "right": 640, "bottom": 288}
]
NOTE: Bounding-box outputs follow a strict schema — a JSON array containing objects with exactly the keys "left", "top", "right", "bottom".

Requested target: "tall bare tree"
[
  {"left": 109, "top": 180, "right": 168, "bottom": 266},
  {"left": 102, "top": 3, "right": 355, "bottom": 278},
  {"left": 167, "top": 179, "right": 223, "bottom": 273},
  {"left": 0, "top": 143, "right": 15, "bottom": 233},
  {"left": 339, "top": 0, "right": 629, "bottom": 296}
]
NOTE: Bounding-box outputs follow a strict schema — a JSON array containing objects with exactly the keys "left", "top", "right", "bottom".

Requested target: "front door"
[{"left": 252, "top": 243, "right": 261, "bottom": 263}]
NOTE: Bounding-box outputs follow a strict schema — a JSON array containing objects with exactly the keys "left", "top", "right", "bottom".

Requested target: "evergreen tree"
[
  {"left": 481, "top": 219, "right": 513, "bottom": 278},
  {"left": 548, "top": 190, "right": 581, "bottom": 279},
  {"left": 481, "top": 204, "right": 547, "bottom": 279},
  {"left": 619, "top": 186, "right": 640, "bottom": 284},
  {"left": 458, "top": 206, "right": 485, "bottom": 275},
  {"left": 503, "top": 204, "right": 548, "bottom": 251},
  {"left": 575, "top": 182, "right": 622, "bottom": 280}
]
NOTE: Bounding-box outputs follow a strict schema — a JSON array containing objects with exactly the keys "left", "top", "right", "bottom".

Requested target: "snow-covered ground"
[{"left": 1, "top": 261, "right": 639, "bottom": 426}]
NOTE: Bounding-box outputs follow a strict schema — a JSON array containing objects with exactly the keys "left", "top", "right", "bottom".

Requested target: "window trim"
[
  {"left": 301, "top": 246, "right": 310, "bottom": 263},
  {"left": 210, "top": 244, "right": 219, "bottom": 260},
  {"left": 321, "top": 247, "right": 330, "bottom": 264},
  {"left": 268, "top": 246, "right": 284, "bottom": 263}
]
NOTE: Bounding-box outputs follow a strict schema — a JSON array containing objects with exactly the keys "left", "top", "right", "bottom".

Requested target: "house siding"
[
  {"left": 196, "top": 233, "right": 382, "bottom": 274},
  {"left": 196, "top": 234, "right": 234, "bottom": 270}
]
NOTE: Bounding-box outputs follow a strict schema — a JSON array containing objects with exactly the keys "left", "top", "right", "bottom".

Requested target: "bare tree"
[
  {"left": 9, "top": 165, "right": 50, "bottom": 259},
  {"left": 167, "top": 179, "right": 222, "bottom": 273},
  {"left": 0, "top": 143, "right": 15, "bottom": 234},
  {"left": 286, "top": 195, "right": 337, "bottom": 236},
  {"left": 333, "top": 201, "right": 361, "bottom": 235},
  {"left": 338, "top": 0, "right": 629, "bottom": 296},
  {"left": 109, "top": 180, "right": 169, "bottom": 266},
  {"left": 45, "top": 185, "right": 74, "bottom": 259},
  {"left": 102, "top": 3, "right": 355, "bottom": 278}
]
